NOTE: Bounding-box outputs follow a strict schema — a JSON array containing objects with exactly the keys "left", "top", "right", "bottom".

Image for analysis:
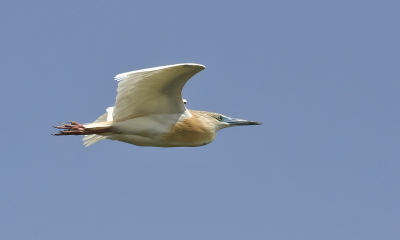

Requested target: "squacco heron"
[{"left": 53, "top": 63, "right": 261, "bottom": 147}]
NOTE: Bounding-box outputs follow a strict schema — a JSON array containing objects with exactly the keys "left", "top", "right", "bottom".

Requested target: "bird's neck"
[{"left": 161, "top": 110, "right": 216, "bottom": 146}]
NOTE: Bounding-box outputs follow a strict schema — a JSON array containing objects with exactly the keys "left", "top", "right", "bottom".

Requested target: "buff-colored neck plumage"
[{"left": 162, "top": 110, "right": 220, "bottom": 146}]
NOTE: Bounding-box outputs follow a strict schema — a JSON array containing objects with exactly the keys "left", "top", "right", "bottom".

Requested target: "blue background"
[{"left": 1, "top": 1, "right": 399, "bottom": 239}]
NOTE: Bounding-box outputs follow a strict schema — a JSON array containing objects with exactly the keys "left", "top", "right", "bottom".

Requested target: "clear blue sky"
[{"left": 1, "top": 1, "right": 399, "bottom": 239}]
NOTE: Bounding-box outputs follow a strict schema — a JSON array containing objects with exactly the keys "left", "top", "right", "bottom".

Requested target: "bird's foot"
[{"left": 53, "top": 121, "right": 85, "bottom": 136}]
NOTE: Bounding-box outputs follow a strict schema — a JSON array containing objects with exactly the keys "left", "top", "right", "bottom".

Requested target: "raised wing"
[{"left": 112, "top": 63, "right": 205, "bottom": 122}]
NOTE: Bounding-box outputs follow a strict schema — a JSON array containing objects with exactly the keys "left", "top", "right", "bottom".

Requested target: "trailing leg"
[
  {"left": 53, "top": 121, "right": 112, "bottom": 136},
  {"left": 53, "top": 121, "right": 85, "bottom": 136}
]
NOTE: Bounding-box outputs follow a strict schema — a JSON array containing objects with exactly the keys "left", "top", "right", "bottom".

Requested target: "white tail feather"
[
  {"left": 82, "top": 107, "right": 114, "bottom": 147},
  {"left": 83, "top": 134, "right": 108, "bottom": 147}
]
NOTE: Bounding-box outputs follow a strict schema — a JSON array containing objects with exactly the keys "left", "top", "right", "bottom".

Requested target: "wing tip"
[{"left": 181, "top": 63, "right": 206, "bottom": 69}]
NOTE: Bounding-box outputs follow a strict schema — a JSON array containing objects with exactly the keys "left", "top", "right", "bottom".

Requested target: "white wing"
[{"left": 112, "top": 63, "right": 205, "bottom": 122}]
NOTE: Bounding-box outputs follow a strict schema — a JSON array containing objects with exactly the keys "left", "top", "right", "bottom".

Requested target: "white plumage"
[{"left": 113, "top": 63, "right": 205, "bottom": 121}]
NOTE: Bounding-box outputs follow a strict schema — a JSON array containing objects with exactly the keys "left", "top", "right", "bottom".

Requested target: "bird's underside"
[{"left": 53, "top": 110, "right": 218, "bottom": 147}]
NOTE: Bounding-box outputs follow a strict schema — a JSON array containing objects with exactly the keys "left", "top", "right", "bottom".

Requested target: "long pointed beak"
[{"left": 225, "top": 118, "right": 262, "bottom": 126}]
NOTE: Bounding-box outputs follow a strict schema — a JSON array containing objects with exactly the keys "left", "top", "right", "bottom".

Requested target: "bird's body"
[
  {"left": 54, "top": 63, "right": 260, "bottom": 147},
  {"left": 107, "top": 110, "right": 215, "bottom": 147}
]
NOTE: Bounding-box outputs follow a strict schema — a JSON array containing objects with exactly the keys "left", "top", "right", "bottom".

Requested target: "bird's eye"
[{"left": 217, "top": 115, "right": 223, "bottom": 121}]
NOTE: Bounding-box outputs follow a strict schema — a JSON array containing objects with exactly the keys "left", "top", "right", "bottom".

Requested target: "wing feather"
[{"left": 112, "top": 63, "right": 205, "bottom": 122}]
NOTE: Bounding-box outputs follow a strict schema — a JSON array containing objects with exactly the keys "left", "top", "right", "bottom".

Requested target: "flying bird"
[{"left": 53, "top": 63, "right": 261, "bottom": 147}]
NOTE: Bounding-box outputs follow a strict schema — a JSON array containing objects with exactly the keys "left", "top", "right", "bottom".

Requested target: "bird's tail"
[{"left": 82, "top": 107, "right": 114, "bottom": 147}]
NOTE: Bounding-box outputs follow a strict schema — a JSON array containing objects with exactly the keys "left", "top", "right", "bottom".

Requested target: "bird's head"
[{"left": 194, "top": 111, "right": 262, "bottom": 132}]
